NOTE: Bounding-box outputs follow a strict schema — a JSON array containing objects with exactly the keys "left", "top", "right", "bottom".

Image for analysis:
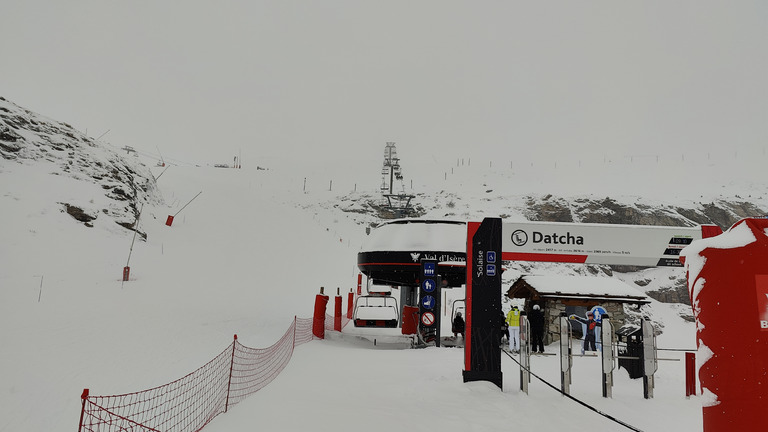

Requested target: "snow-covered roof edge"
[{"left": 512, "top": 275, "right": 648, "bottom": 302}]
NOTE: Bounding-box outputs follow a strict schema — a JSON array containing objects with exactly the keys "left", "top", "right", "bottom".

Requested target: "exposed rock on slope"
[
  {"left": 332, "top": 191, "right": 766, "bottom": 233},
  {"left": 525, "top": 195, "right": 766, "bottom": 230},
  {"left": 0, "top": 96, "right": 162, "bottom": 233}
]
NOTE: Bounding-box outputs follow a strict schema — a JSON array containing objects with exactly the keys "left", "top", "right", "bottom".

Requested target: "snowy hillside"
[
  {"left": 1, "top": 96, "right": 162, "bottom": 235},
  {"left": 320, "top": 150, "right": 768, "bottom": 233},
  {"left": 3, "top": 98, "right": 765, "bottom": 431}
]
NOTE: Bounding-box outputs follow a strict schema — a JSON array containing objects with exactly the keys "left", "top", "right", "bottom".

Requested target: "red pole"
[
  {"left": 347, "top": 289, "right": 354, "bottom": 319},
  {"left": 685, "top": 352, "right": 696, "bottom": 397},
  {"left": 334, "top": 289, "right": 342, "bottom": 331},
  {"left": 464, "top": 222, "right": 480, "bottom": 372},
  {"left": 313, "top": 287, "right": 329, "bottom": 339},
  {"left": 122, "top": 266, "right": 130, "bottom": 282},
  {"left": 78, "top": 388, "right": 89, "bottom": 432},
  {"left": 357, "top": 273, "right": 362, "bottom": 295}
]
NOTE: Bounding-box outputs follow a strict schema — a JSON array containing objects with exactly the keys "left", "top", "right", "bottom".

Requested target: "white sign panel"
[{"left": 502, "top": 221, "right": 718, "bottom": 267}]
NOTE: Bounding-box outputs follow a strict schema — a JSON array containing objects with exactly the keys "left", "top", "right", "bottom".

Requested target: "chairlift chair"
[
  {"left": 352, "top": 294, "right": 400, "bottom": 328},
  {"left": 353, "top": 282, "right": 399, "bottom": 328}
]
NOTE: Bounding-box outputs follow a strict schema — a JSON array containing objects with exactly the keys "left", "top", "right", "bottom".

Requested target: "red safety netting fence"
[
  {"left": 78, "top": 316, "right": 315, "bottom": 432},
  {"left": 324, "top": 312, "right": 351, "bottom": 331}
]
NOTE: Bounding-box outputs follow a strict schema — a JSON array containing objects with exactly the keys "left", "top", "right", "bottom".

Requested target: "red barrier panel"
[
  {"left": 334, "top": 295, "right": 342, "bottom": 331},
  {"left": 165, "top": 215, "right": 174, "bottom": 226},
  {"left": 681, "top": 218, "right": 768, "bottom": 431},
  {"left": 313, "top": 292, "right": 329, "bottom": 339},
  {"left": 402, "top": 305, "right": 419, "bottom": 335}
]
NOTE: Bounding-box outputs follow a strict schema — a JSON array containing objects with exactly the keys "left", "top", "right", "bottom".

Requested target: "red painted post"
[
  {"left": 685, "top": 352, "right": 696, "bottom": 397},
  {"left": 357, "top": 273, "right": 362, "bottom": 296},
  {"left": 347, "top": 289, "right": 354, "bottom": 319},
  {"left": 313, "top": 287, "right": 329, "bottom": 339},
  {"left": 334, "top": 289, "right": 342, "bottom": 331},
  {"left": 122, "top": 266, "right": 130, "bottom": 282},
  {"left": 78, "top": 388, "right": 89, "bottom": 432},
  {"left": 165, "top": 215, "right": 174, "bottom": 226}
]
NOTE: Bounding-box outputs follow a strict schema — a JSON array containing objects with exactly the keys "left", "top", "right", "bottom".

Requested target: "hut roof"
[{"left": 507, "top": 275, "right": 650, "bottom": 304}]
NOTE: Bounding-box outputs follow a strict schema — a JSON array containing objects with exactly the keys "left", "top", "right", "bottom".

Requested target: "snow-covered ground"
[{"left": 2, "top": 145, "right": 734, "bottom": 432}]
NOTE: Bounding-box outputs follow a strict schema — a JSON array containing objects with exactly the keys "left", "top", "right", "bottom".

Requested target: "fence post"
[
  {"left": 78, "top": 388, "right": 89, "bottom": 432},
  {"left": 225, "top": 335, "right": 237, "bottom": 413}
]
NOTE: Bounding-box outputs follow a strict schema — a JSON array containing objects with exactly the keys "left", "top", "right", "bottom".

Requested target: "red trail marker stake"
[{"left": 166, "top": 191, "right": 202, "bottom": 227}]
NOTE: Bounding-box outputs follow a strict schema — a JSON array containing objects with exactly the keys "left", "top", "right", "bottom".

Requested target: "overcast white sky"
[{"left": 3, "top": 1, "right": 767, "bottom": 170}]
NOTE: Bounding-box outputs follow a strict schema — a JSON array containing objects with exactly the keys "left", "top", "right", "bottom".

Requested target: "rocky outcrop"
[
  {"left": 645, "top": 277, "right": 690, "bottom": 305},
  {"left": 0, "top": 96, "right": 162, "bottom": 233},
  {"left": 524, "top": 194, "right": 766, "bottom": 231}
]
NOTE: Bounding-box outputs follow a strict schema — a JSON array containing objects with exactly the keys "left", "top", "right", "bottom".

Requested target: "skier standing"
[
  {"left": 529, "top": 304, "right": 546, "bottom": 353},
  {"left": 506, "top": 306, "right": 521, "bottom": 352}
]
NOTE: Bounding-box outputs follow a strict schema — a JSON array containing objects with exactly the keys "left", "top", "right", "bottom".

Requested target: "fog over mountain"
[{"left": 3, "top": 2, "right": 766, "bottom": 170}]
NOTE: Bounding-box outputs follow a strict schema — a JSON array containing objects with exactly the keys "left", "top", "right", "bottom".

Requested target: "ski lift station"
[
  {"left": 354, "top": 219, "right": 467, "bottom": 333},
  {"left": 347, "top": 200, "right": 768, "bottom": 429},
  {"left": 358, "top": 219, "right": 467, "bottom": 287},
  {"left": 353, "top": 217, "right": 720, "bottom": 340}
]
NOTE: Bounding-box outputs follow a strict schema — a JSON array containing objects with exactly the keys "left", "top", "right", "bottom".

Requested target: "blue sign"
[
  {"left": 487, "top": 251, "right": 496, "bottom": 263},
  {"left": 423, "top": 262, "right": 436, "bottom": 276},
  {"left": 422, "top": 279, "right": 436, "bottom": 293},
  {"left": 590, "top": 306, "right": 607, "bottom": 323},
  {"left": 486, "top": 264, "right": 496, "bottom": 276},
  {"left": 422, "top": 295, "right": 436, "bottom": 309}
]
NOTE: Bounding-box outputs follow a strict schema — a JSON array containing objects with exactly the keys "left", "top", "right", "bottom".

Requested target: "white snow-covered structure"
[
  {"left": 357, "top": 219, "right": 467, "bottom": 287},
  {"left": 507, "top": 275, "right": 649, "bottom": 343}
]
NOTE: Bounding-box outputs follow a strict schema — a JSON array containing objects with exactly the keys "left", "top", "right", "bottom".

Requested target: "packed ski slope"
[{"left": 0, "top": 152, "right": 714, "bottom": 432}]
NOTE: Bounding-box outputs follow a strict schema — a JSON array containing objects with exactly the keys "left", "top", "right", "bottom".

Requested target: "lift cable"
[{"left": 502, "top": 349, "right": 644, "bottom": 432}]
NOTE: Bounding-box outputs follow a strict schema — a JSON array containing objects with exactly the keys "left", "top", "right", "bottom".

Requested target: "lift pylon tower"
[
  {"left": 380, "top": 142, "right": 414, "bottom": 218},
  {"left": 381, "top": 142, "right": 403, "bottom": 194}
]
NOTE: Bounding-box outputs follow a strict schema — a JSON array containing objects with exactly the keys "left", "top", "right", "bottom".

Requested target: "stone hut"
[{"left": 506, "top": 275, "right": 650, "bottom": 345}]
